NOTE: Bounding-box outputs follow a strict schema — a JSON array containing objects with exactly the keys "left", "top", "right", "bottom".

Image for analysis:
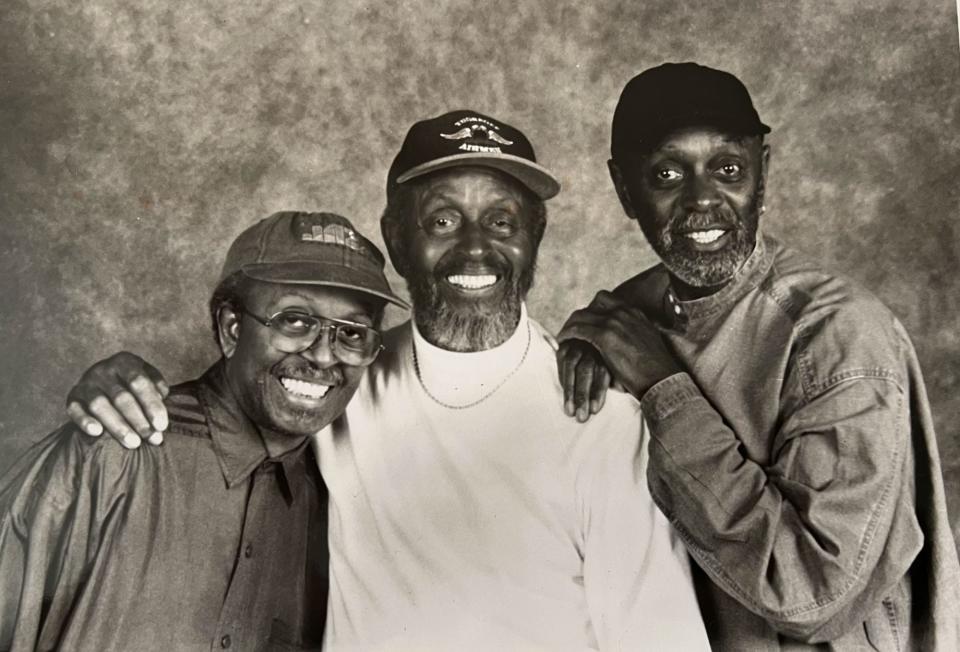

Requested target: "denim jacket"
[{"left": 621, "top": 234, "right": 960, "bottom": 650}]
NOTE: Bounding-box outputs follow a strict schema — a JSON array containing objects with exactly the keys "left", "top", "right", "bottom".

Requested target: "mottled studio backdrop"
[{"left": 2, "top": 1, "right": 958, "bottom": 538}]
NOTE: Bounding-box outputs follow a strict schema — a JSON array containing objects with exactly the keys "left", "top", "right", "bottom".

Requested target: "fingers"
[
  {"left": 88, "top": 395, "right": 144, "bottom": 450},
  {"left": 559, "top": 340, "right": 610, "bottom": 422},
  {"left": 590, "top": 366, "right": 611, "bottom": 415},
  {"left": 129, "top": 374, "right": 169, "bottom": 432},
  {"left": 558, "top": 342, "right": 584, "bottom": 417},
  {"left": 142, "top": 361, "right": 171, "bottom": 399},
  {"left": 64, "top": 351, "right": 170, "bottom": 448},
  {"left": 66, "top": 401, "right": 104, "bottom": 437},
  {"left": 573, "top": 355, "right": 595, "bottom": 422}
]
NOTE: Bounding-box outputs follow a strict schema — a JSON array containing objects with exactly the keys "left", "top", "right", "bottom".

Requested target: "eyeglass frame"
[{"left": 240, "top": 307, "right": 384, "bottom": 366}]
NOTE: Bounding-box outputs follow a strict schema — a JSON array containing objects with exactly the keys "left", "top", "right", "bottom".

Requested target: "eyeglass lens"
[{"left": 269, "top": 311, "right": 381, "bottom": 362}]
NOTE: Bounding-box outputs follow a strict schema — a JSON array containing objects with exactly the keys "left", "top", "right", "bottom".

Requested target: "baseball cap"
[
  {"left": 611, "top": 62, "right": 771, "bottom": 159},
  {"left": 220, "top": 211, "right": 409, "bottom": 310},
  {"left": 386, "top": 109, "right": 561, "bottom": 200}
]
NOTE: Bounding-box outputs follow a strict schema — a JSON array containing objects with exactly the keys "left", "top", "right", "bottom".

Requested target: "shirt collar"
[
  {"left": 197, "top": 361, "right": 311, "bottom": 493},
  {"left": 665, "top": 231, "right": 775, "bottom": 326}
]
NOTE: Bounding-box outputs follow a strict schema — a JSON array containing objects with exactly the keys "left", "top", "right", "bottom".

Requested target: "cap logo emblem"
[
  {"left": 440, "top": 116, "right": 513, "bottom": 153},
  {"left": 301, "top": 223, "right": 366, "bottom": 254}
]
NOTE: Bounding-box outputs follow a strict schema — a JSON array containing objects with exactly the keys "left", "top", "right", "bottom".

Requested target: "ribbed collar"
[{"left": 410, "top": 303, "right": 531, "bottom": 407}]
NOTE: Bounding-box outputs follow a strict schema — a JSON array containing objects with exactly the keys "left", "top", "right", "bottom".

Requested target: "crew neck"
[{"left": 411, "top": 304, "right": 530, "bottom": 407}]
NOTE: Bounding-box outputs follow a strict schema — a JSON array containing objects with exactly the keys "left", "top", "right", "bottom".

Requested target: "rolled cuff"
[{"left": 640, "top": 372, "right": 703, "bottom": 422}]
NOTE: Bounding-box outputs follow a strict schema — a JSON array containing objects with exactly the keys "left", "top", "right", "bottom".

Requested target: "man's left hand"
[{"left": 558, "top": 290, "right": 683, "bottom": 404}]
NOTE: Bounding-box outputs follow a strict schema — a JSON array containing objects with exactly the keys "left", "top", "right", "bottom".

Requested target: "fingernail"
[
  {"left": 147, "top": 431, "right": 164, "bottom": 446},
  {"left": 152, "top": 416, "right": 168, "bottom": 431},
  {"left": 577, "top": 407, "right": 587, "bottom": 422},
  {"left": 85, "top": 422, "right": 104, "bottom": 436},
  {"left": 564, "top": 402, "right": 573, "bottom": 416},
  {"left": 590, "top": 400, "right": 599, "bottom": 413},
  {"left": 122, "top": 434, "right": 142, "bottom": 449}
]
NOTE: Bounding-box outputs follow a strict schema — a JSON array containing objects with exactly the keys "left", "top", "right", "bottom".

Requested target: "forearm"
[{"left": 641, "top": 373, "right": 918, "bottom": 640}]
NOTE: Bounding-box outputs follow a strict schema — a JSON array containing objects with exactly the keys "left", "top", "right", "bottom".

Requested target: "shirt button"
[
  {"left": 244, "top": 543, "right": 253, "bottom": 558},
  {"left": 220, "top": 634, "right": 231, "bottom": 648}
]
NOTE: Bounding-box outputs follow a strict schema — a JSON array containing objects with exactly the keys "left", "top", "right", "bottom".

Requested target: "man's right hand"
[{"left": 65, "top": 352, "right": 171, "bottom": 449}]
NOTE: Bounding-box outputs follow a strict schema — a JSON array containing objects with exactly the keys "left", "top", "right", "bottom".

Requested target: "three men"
[
  {"left": 558, "top": 62, "right": 960, "bottom": 649},
  {"left": 0, "top": 211, "right": 407, "bottom": 650},
  {"left": 56, "top": 111, "right": 710, "bottom": 649}
]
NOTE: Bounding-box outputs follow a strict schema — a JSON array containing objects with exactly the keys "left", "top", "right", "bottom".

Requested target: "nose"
[
  {"left": 454, "top": 220, "right": 493, "bottom": 259},
  {"left": 299, "top": 327, "right": 338, "bottom": 367},
  {"left": 684, "top": 172, "right": 722, "bottom": 212}
]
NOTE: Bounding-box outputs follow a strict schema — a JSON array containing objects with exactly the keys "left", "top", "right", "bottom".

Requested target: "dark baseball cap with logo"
[
  {"left": 386, "top": 109, "right": 561, "bottom": 200},
  {"left": 220, "top": 211, "right": 409, "bottom": 309},
  {"left": 611, "top": 62, "right": 771, "bottom": 160}
]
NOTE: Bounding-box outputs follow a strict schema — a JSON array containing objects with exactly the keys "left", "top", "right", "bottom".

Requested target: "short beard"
[
  {"left": 407, "top": 261, "right": 536, "bottom": 352},
  {"left": 645, "top": 199, "right": 760, "bottom": 288}
]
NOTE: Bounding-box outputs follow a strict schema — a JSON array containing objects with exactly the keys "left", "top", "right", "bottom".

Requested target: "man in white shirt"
[{"left": 64, "top": 110, "right": 709, "bottom": 650}]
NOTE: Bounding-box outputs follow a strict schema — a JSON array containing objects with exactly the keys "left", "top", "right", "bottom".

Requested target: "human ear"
[
  {"left": 607, "top": 159, "right": 638, "bottom": 222},
  {"left": 380, "top": 216, "right": 409, "bottom": 278},
  {"left": 217, "top": 306, "right": 241, "bottom": 358},
  {"left": 757, "top": 143, "right": 771, "bottom": 211}
]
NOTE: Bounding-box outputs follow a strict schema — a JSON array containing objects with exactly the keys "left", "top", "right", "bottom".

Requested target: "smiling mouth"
[
  {"left": 445, "top": 273, "right": 500, "bottom": 290},
  {"left": 683, "top": 229, "right": 729, "bottom": 245},
  {"left": 280, "top": 376, "right": 333, "bottom": 400}
]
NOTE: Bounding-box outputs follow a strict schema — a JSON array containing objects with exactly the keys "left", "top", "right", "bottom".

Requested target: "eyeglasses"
[{"left": 242, "top": 308, "right": 383, "bottom": 366}]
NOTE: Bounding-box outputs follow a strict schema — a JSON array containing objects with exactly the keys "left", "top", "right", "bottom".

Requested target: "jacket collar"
[{"left": 665, "top": 231, "right": 776, "bottom": 327}]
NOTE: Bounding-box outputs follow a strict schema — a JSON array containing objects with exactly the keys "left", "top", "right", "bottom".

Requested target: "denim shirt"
[{"left": 621, "top": 234, "right": 960, "bottom": 650}]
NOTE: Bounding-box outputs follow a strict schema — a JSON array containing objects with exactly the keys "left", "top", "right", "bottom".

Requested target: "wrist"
[{"left": 633, "top": 374, "right": 674, "bottom": 400}]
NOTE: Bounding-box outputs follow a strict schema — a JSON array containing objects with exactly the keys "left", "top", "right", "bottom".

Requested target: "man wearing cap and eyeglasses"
[
  {"left": 0, "top": 211, "right": 407, "bottom": 651},
  {"left": 558, "top": 62, "right": 960, "bottom": 649},
  {"left": 58, "top": 110, "right": 710, "bottom": 650}
]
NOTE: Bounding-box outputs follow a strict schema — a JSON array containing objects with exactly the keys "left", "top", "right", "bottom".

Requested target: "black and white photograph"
[{"left": 1, "top": 1, "right": 958, "bottom": 649}]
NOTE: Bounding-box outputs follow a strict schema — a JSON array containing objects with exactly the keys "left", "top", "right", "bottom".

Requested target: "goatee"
[
  {"left": 647, "top": 200, "right": 760, "bottom": 288},
  {"left": 408, "top": 262, "right": 536, "bottom": 352}
]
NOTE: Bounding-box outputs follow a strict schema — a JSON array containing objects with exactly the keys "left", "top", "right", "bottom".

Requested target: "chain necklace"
[{"left": 411, "top": 321, "right": 532, "bottom": 410}]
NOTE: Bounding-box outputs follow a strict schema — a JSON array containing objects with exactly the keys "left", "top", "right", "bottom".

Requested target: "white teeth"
[
  {"left": 446, "top": 274, "right": 498, "bottom": 289},
  {"left": 280, "top": 377, "right": 331, "bottom": 399},
  {"left": 686, "top": 229, "right": 726, "bottom": 244}
]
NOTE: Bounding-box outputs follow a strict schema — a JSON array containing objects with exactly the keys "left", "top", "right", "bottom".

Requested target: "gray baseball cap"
[{"left": 220, "top": 211, "right": 409, "bottom": 310}]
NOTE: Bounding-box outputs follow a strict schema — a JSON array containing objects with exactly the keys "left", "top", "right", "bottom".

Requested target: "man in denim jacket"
[{"left": 558, "top": 62, "right": 960, "bottom": 650}]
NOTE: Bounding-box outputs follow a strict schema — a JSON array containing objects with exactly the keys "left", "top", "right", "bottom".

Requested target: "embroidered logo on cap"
[
  {"left": 440, "top": 116, "right": 513, "bottom": 153},
  {"left": 301, "top": 223, "right": 366, "bottom": 254}
]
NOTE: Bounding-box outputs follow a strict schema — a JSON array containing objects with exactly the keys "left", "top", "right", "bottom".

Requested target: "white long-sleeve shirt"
[{"left": 314, "top": 307, "right": 709, "bottom": 651}]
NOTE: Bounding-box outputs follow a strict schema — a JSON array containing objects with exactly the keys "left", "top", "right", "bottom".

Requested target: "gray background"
[{"left": 2, "top": 1, "right": 958, "bottom": 542}]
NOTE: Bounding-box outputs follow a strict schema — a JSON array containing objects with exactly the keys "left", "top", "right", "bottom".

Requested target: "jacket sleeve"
[
  {"left": 580, "top": 398, "right": 710, "bottom": 651},
  {"left": 640, "top": 370, "right": 921, "bottom": 642},
  {"left": 0, "top": 426, "right": 95, "bottom": 651}
]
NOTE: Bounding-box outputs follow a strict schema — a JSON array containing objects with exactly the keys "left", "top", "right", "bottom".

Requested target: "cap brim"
[
  {"left": 240, "top": 263, "right": 410, "bottom": 311},
  {"left": 396, "top": 152, "right": 561, "bottom": 200}
]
